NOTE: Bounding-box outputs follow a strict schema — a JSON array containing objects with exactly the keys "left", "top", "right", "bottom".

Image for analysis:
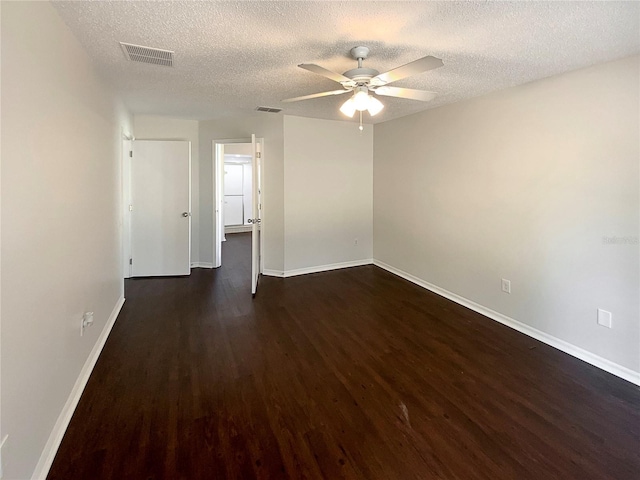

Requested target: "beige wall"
[
  {"left": 284, "top": 116, "right": 373, "bottom": 273},
  {"left": 225, "top": 144, "right": 252, "bottom": 156},
  {"left": 199, "top": 114, "right": 285, "bottom": 272},
  {"left": 133, "top": 115, "right": 200, "bottom": 264},
  {"left": 1, "top": 6, "right": 635, "bottom": 477},
  {"left": 373, "top": 55, "right": 640, "bottom": 374},
  {"left": 1, "top": 2, "right": 132, "bottom": 478}
]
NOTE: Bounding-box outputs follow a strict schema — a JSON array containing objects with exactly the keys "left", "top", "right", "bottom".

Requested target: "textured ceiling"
[{"left": 52, "top": 1, "right": 640, "bottom": 124}]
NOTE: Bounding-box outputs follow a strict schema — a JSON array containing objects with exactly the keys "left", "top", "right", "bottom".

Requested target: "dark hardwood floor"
[{"left": 48, "top": 232, "right": 640, "bottom": 479}]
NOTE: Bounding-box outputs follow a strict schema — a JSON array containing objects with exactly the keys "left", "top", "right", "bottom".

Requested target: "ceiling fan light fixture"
[
  {"left": 283, "top": 47, "right": 442, "bottom": 127},
  {"left": 339, "top": 98, "right": 356, "bottom": 117},
  {"left": 367, "top": 96, "right": 384, "bottom": 116},
  {"left": 353, "top": 89, "right": 370, "bottom": 111}
]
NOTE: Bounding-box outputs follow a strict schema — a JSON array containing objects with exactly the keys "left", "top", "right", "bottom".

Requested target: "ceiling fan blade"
[
  {"left": 282, "top": 89, "right": 350, "bottom": 103},
  {"left": 298, "top": 64, "right": 353, "bottom": 84},
  {"left": 370, "top": 56, "right": 443, "bottom": 86},
  {"left": 374, "top": 86, "right": 437, "bottom": 102}
]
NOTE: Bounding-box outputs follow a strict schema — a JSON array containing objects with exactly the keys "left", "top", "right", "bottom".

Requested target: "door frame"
[
  {"left": 213, "top": 138, "right": 264, "bottom": 269},
  {"left": 121, "top": 129, "right": 134, "bottom": 279}
]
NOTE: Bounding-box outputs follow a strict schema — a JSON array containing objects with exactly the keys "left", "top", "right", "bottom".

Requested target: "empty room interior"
[{"left": 1, "top": 1, "right": 639, "bottom": 479}]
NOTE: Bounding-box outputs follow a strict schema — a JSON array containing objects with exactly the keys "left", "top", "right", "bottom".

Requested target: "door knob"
[{"left": 182, "top": 212, "right": 190, "bottom": 217}]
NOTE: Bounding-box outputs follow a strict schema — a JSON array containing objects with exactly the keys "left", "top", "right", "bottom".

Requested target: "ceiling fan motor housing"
[{"left": 342, "top": 68, "right": 380, "bottom": 85}]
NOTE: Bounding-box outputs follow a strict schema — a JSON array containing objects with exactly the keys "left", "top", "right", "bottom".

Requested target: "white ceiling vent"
[
  {"left": 256, "top": 106, "right": 282, "bottom": 113},
  {"left": 120, "top": 42, "right": 174, "bottom": 67}
]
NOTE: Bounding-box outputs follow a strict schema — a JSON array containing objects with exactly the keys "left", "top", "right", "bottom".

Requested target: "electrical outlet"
[
  {"left": 597, "top": 309, "right": 612, "bottom": 328},
  {"left": 354, "top": 238, "right": 358, "bottom": 246},
  {"left": 501, "top": 278, "right": 511, "bottom": 294}
]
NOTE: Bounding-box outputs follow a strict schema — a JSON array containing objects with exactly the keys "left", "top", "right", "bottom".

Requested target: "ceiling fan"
[{"left": 283, "top": 46, "right": 443, "bottom": 127}]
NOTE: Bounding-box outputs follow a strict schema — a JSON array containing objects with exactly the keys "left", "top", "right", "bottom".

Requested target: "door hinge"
[
  {"left": 256, "top": 152, "right": 261, "bottom": 159},
  {"left": 129, "top": 151, "right": 133, "bottom": 157},
  {"left": 129, "top": 258, "right": 132, "bottom": 265},
  {"left": 129, "top": 205, "right": 133, "bottom": 211}
]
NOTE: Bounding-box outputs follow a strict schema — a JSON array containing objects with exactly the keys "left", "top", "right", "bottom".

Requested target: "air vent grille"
[
  {"left": 120, "top": 42, "right": 174, "bottom": 67},
  {"left": 256, "top": 107, "right": 282, "bottom": 113}
]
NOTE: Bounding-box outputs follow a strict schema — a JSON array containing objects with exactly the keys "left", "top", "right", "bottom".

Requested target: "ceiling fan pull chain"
[{"left": 359, "top": 111, "right": 363, "bottom": 132}]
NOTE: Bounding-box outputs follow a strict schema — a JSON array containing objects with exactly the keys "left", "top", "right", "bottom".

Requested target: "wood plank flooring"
[{"left": 48, "top": 232, "right": 640, "bottom": 479}]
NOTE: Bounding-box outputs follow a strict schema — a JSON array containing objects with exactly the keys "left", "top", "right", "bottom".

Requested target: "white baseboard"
[
  {"left": 373, "top": 260, "right": 640, "bottom": 386},
  {"left": 192, "top": 262, "right": 214, "bottom": 269},
  {"left": 263, "top": 259, "right": 374, "bottom": 278},
  {"left": 225, "top": 225, "right": 252, "bottom": 234},
  {"left": 31, "top": 296, "right": 125, "bottom": 480},
  {"left": 263, "top": 269, "right": 284, "bottom": 278},
  {"left": 282, "top": 259, "right": 373, "bottom": 278}
]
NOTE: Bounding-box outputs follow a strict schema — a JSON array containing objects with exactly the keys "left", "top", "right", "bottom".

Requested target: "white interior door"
[
  {"left": 224, "top": 163, "right": 244, "bottom": 226},
  {"left": 224, "top": 196, "right": 244, "bottom": 225},
  {"left": 242, "top": 163, "right": 253, "bottom": 225},
  {"left": 224, "top": 164, "right": 243, "bottom": 195},
  {"left": 131, "top": 140, "right": 191, "bottom": 276},
  {"left": 250, "top": 135, "right": 263, "bottom": 296}
]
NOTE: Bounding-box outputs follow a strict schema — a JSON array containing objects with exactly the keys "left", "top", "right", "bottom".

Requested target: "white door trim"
[{"left": 121, "top": 129, "right": 133, "bottom": 279}]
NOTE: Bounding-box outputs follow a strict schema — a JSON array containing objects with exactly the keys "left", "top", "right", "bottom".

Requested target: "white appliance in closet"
[{"left": 224, "top": 161, "right": 253, "bottom": 226}]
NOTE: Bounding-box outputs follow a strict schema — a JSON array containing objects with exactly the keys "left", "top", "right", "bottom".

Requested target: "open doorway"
[
  {"left": 220, "top": 143, "right": 252, "bottom": 281},
  {"left": 214, "top": 140, "right": 252, "bottom": 271},
  {"left": 213, "top": 137, "right": 263, "bottom": 295},
  {"left": 222, "top": 144, "right": 253, "bottom": 236}
]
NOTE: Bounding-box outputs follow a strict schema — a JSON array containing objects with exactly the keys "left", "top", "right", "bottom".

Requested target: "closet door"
[
  {"left": 224, "top": 164, "right": 243, "bottom": 195},
  {"left": 242, "top": 163, "right": 253, "bottom": 225},
  {"left": 131, "top": 140, "right": 191, "bottom": 276},
  {"left": 224, "top": 196, "right": 244, "bottom": 225}
]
